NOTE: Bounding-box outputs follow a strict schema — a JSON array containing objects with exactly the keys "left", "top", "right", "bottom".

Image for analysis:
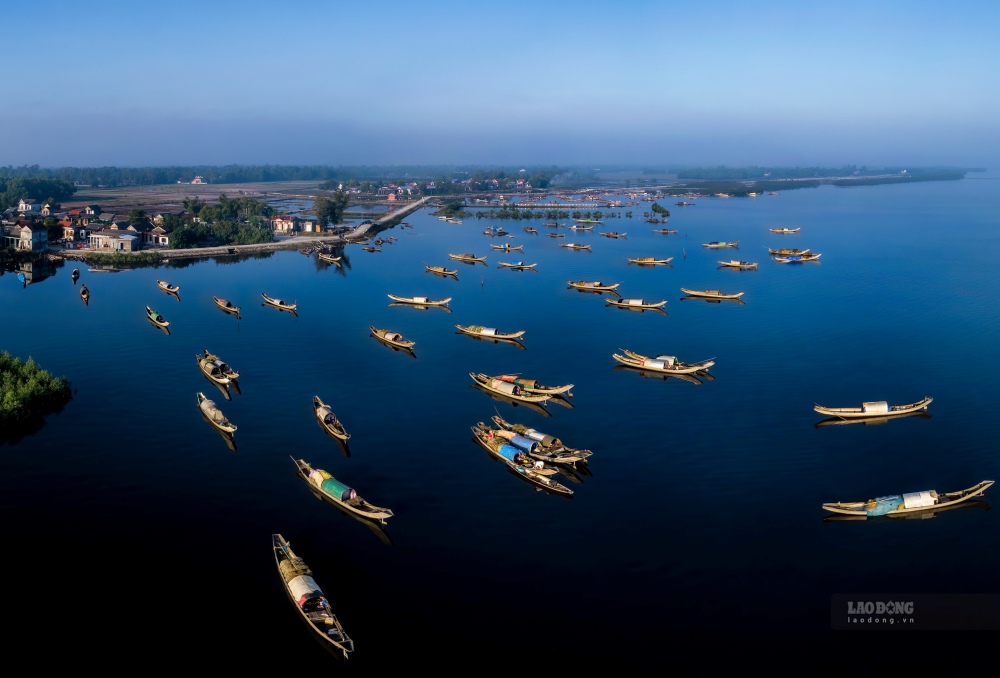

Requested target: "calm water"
[{"left": 2, "top": 176, "right": 999, "bottom": 668}]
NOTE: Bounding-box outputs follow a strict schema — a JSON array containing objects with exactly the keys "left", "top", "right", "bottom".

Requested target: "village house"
[
  {"left": 2, "top": 221, "right": 49, "bottom": 252},
  {"left": 191, "top": 176, "right": 205, "bottom": 184},
  {"left": 271, "top": 214, "right": 300, "bottom": 234},
  {"left": 84, "top": 205, "right": 100, "bottom": 216},
  {"left": 60, "top": 218, "right": 89, "bottom": 243},
  {"left": 142, "top": 224, "right": 171, "bottom": 247},
  {"left": 88, "top": 226, "right": 139, "bottom": 251},
  {"left": 18, "top": 198, "right": 40, "bottom": 214}
]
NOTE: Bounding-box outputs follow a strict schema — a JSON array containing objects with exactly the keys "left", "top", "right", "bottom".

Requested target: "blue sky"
[{"left": 3, "top": 0, "right": 998, "bottom": 167}]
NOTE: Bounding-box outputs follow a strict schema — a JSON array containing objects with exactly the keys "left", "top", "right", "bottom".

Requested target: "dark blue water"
[{"left": 2, "top": 176, "right": 999, "bottom": 669}]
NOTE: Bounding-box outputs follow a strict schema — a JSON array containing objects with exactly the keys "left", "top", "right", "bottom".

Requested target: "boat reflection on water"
[
  {"left": 370, "top": 333, "right": 417, "bottom": 359},
  {"left": 388, "top": 303, "right": 452, "bottom": 313},
  {"left": 147, "top": 317, "right": 171, "bottom": 336},
  {"left": 814, "top": 411, "right": 932, "bottom": 428},
  {"left": 610, "top": 305, "right": 668, "bottom": 315},
  {"left": 572, "top": 287, "right": 621, "bottom": 298},
  {"left": 612, "top": 364, "right": 705, "bottom": 385},
  {"left": 455, "top": 331, "right": 525, "bottom": 351},
  {"left": 679, "top": 295, "right": 745, "bottom": 305},
  {"left": 200, "top": 411, "right": 237, "bottom": 450},
  {"left": 822, "top": 499, "right": 991, "bottom": 522},
  {"left": 302, "top": 483, "right": 392, "bottom": 545},
  {"left": 205, "top": 377, "right": 233, "bottom": 401},
  {"left": 261, "top": 304, "right": 299, "bottom": 318},
  {"left": 315, "top": 419, "right": 352, "bottom": 457},
  {"left": 546, "top": 392, "right": 574, "bottom": 410},
  {"left": 470, "top": 383, "right": 551, "bottom": 418}
]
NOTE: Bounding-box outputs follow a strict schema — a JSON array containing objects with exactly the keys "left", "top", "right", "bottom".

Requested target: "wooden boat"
[
  {"left": 261, "top": 293, "right": 297, "bottom": 311},
  {"left": 213, "top": 296, "right": 241, "bottom": 316},
  {"left": 456, "top": 324, "right": 525, "bottom": 341},
  {"left": 717, "top": 260, "right": 758, "bottom": 269},
  {"left": 373, "top": 238, "right": 384, "bottom": 246},
  {"left": 292, "top": 458, "right": 393, "bottom": 524},
  {"left": 318, "top": 252, "right": 342, "bottom": 264},
  {"left": 523, "top": 227, "right": 538, "bottom": 233},
  {"left": 821, "top": 480, "right": 993, "bottom": 518},
  {"left": 197, "top": 391, "right": 236, "bottom": 434},
  {"left": 652, "top": 228, "right": 678, "bottom": 234},
  {"left": 369, "top": 326, "right": 415, "bottom": 350},
  {"left": 679, "top": 288, "right": 744, "bottom": 300},
  {"left": 469, "top": 373, "right": 552, "bottom": 403},
  {"left": 71, "top": 268, "right": 79, "bottom": 282},
  {"left": 567, "top": 280, "right": 621, "bottom": 292},
  {"left": 470, "top": 423, "right": 573, "bottom": 496},
  {"left": 299, "top": 248, "right": 314, "bottom": 255},
  {"left": 768, "top": 247, "right": 811, "bottom": 256},
  {"left": 496, "top": 261, "right": 537, "bottom": 270},
  {"left": 627, "top": 256, "right": 673, "bottom": 265},
  {"left": 573, "top": 218, "right": 602, "bottom": 224},
  {"left": 386, "top": 293, "right": 451, "bottom": 307},
  {"left": 361, "top": 246, "right": 381, "bottom": 253},
  {"left": 769, "top": 227, "right": 800, "bottom": 233},
  {"left": 448, "top": 253, "right": 486, "bottom": 263},
  {"left": 197, "top": 350, "right": 240, "bottom": 385},
  {"left": 312, "top": 396, "right": 349, "bottom": 440},
  {"left": 543, "top": 222, "right": 558, "bottom": 227},
  {"left": 545, "top": 233, "right": 565, "bottom": 238},
  {"left": 493, "top": 374, "right": 572, "bottom": 396},
  {"left": 561, "top": 243, "right": 591, "bottom": 250},
  {"left": 425, "top": 264, "right": 458, "bottom": 276},
  {"left": 813, "top": 397, "right": 932, "bottom": 420},
  {"left": 815, "top": 411, "right": 932, "bottom": 428},
  {"left": 145, "top": 305, "right": 169, "bottom": 327},
  {"left": 774, "top": 253, "right": 822, "bottom": 263},
  {"left": 702, "top": 241, "right": 739, "bottom": 248},
  {"left": 567, "top": 224, "right": 593, "bottom": 230},
  {"left": 612, "top": 348, "right": 715, "bottom": 375},
  {"left": 490, "top": 243, "right": 523, "bottom": 251},
  {"left": 605, "top": 297, "right": 667, "bottom": 310},
  {"left": 491, "top": 415, "right": 593, "bottom": 465},
  {"left": 598, "top": 231, "right": 627, "bottom": 238},
  {"left": 156, "top": 280, "right": 180, "bottom": 294},
  {"left": 612, "top": 364, "right": 704, "bottom": 385},
  {"left": 272, "top": 534, "right": 354, "bottom": 659},
  {"left": 80, "top": 284, "right": 89, "bottom": 302}
]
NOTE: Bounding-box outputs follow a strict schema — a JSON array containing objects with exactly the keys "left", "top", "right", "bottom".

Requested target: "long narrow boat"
[
  {"left": 702, "top": 241, "right": 739, "bottom": 248},
  {"left": 567, "top": 224, "right": 593, "bottom": 231},
  {"left": 425, "top": 264, "right": 458, "bottom": 277},
  {"left": 213, "top": 296, "right": 241, "bottom": 316},
  {"left": 313, "top": 396, "right": 350, "bottom": 440},
  {"left": 469, "top": 373, "right": 551, "bottom": 403},
  {"left": 156, "top": 280, "right": 180, "bottom": 295},
  {"left": 717, "top": 260, "right": 758, "bottom": 269},
  {"left": 679, "top": 288, "right": 744, "bottom": 300},
  {"left": 470, "top": 423, "right": 573, "bottom": 496},
  {"left": 598, "top": 231, "right": 627, "bottom": 239},
  {"left": 386, "top": 293, "right": 451, "bottom": 307},
  {"left": 813, "top": 397, "right": 932, "bottom": 419},
  {"left": 146, "top": 305, "right": 169, "bottom": 327},
  {"left": 456, "top": 324, "right": 525, "bottom": 341},
  {"left": 652, "top": 228, "right": 678, "bottom": 234},
  {"left": 490, "top": 243, "right": 523, "bottom": 251},
  {"left": 573, "top": 218, "right": 602, "bottom": 224},
  {"left": 821, "top": 480, "right": 993, "bottom": 518},
  {"left": 369, "top": 326, "right": 415, "bottom": 351},
  {"left": 545, "top": 233, "right": 565, "bottom": 238},
  {"left": 774, "top": 253, "right": 822, "bottom": 263},
  {"left": 318, "top": 252, "right": 342, "bottom": 264},
  {"left": 768, "top": 247, "right": 811, "bottom": 256},
  {"left": 448, "top": 253, "right": 486, "bottom": 263},
  {"left": 561, "top": 243, "right": 591, "bottom": 250},
  {"left": 612, "top": 349, "right": 715, "bottom": 374},
  {"left": 605, "top": 297, "right": 667, "bottom": 310},
  {"left": 491, "top": 415, "right": 593, "bottom": 465},
  {"left": 197, "top": 350, "right": 240, "bottom": 385},
  {"left": 567, "top": 280, "right": 621, "bottom": 292},
  {"left": 272, "top": 534, "right": 354, "bottom": 659},
  {"left": 769, "top": 227, "right": 800, "bottom": 233},
  {"left": 523, "top": 227, "right": 538, "bottom": 233},
  {"left": 292, "top": 458, "right": 393, "bottom": 524},
  {"left": 627, "top": 256, "right": 673, "bottom": 265},
  {"left": 361, "top": 246, "right": 381, "bottom": 253},
  {"left": 261, "top": 293, "right": 298, "bottom": 312},
  {"left": 80, "top": 284, "right": 89, "bottom": 303},
  {"left": 494, "top": 374, "right": 572, "bottom": 396},
  {"left": 197, "top": 391, "right": 236, "bottom": 434},
  {"left": 497, "top": 261, "right": 537, "bottom": 270}
]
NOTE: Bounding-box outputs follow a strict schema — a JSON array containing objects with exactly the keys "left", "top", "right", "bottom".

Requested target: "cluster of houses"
[{"left": 2, "top": 197, "right": 353, "bottom": 253}]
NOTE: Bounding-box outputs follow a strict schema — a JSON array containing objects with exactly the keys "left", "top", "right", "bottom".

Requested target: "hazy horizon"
[{"left": 4, "top": 0, "right": 998, "bottom": 168}]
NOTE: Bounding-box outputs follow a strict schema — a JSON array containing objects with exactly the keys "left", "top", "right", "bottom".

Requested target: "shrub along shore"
[{"left": 0, "top": 351, "right": 72, "bottom": 428}]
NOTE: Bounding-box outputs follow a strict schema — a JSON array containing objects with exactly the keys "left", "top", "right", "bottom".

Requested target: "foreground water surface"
[{"left": 2, "top": 176, "right": 999, "bottom": 668}]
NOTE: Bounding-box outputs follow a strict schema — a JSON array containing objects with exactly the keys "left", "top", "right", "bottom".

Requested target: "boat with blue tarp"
[
  {"left": 292, "top": 457, "right": 393, "bottom": 523},
  {"left": 471, "top": 423, "right": 573, "bottom": 496},
  {"left": 822, "top": 481, "right": 993, "bottom": 518}
]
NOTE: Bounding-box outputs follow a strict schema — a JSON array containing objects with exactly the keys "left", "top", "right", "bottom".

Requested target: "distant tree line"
[
  {"left": 0, "top": 176, "right": 76, "bottom": 209},
  {"left": 674, "top": 165, "right": 971, "bottom": 180}
]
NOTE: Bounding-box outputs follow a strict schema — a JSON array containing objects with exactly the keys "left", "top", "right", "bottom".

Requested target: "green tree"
[
  {"left": 127, "top": 209, "right": 148, "bottom": 226},
  {"left": 182, "top": 196, "right": 205, "bottom": 215},
  {"left": 313, "top": 191, "right": 350, "bottom": 228},
  {"left": 44, "top": 217, "right": 61, "bottom": 241},
  {"left": 650, "top": 203, "right": 670, "bottom": 217}
]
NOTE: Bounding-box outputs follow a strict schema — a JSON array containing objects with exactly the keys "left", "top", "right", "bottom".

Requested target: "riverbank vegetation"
[
  {"left": 0, "top": 352, "right": 72, "bottom": 431},
  {"left": 81, "top": 251, "right": 164, "bottom": 268}
]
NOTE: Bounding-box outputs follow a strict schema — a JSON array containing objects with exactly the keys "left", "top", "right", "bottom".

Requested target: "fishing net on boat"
[
  {"left": 467, "top": 325, "right": 484, "bottom": 333},
  {"left": 279, "top": 558, "right": 312, "bottom": 582}
]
